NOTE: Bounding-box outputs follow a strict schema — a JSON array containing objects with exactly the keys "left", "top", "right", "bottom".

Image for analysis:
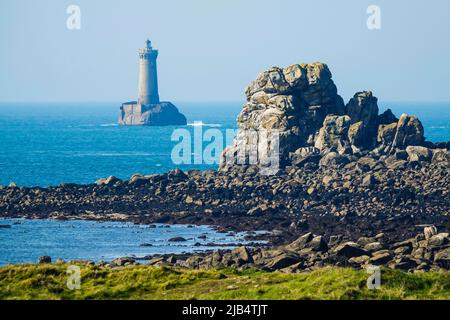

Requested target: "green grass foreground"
[{"left": 0, "top": 264, "right": 449, "bottom": 300}]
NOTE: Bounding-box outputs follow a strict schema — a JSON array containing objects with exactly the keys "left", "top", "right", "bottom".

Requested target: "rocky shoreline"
[
  {"left": 1, "top": 61, "right": 449, "bottom": 272},
  {"left": 110, "top": 226, "right": 450, "bottom": 273}
]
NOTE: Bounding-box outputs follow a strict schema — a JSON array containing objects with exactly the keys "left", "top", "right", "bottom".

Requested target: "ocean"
[
  {"left": 0, "top": 101, "right": 449, "bottom": 187},
  {"left": 0, "top": 218, "right": 266, "bottom": 265}
]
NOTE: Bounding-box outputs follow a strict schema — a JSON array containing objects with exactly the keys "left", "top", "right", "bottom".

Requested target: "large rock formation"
[
  {"left": 119, "top": 101, "right": 187, "bottom": 126},
  {"left": 220, "top": 62, "right": 443, "bottom": 172}
]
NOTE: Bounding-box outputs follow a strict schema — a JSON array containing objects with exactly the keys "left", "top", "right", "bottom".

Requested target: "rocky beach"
[{"left": 1, "top": 62, "right": 449, "bottom": 273}]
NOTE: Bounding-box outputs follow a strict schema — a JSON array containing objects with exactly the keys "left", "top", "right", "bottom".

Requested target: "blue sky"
[{"left": 1, "top": 0, "right": 449, "bottom": 103}]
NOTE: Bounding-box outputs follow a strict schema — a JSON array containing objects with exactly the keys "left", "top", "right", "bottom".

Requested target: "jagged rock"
[
  {"left": 361, "top": 174, "right": 377, "bottom": 187},
  {"left": 406, "top": 146, "right": 432, "bottom": 162},
  {"left": 378, "top": 109, "right": 398, "bottom": 125},
  {"left": 346, "top": 91, "right": 379, "bottom": 126},
  {"left": 348, "top": 255, "right": 370, "bottom": 265},
  {"left": 345, "top": 91, "right": 379, "bottom": 149},
  {"left": 289, "top": 147, "right": 321, "bottom": 167},
  {"left": 394, "top": 149, "right": 408, "bottom": 160},
  {"left": 231, "top": 246, "right": 252, "bottom": 263},
  {"left": 167, "top": 169, "right": 188, "bottom": 181},
  {"left": 96, "top": 176, "right": 121, "bottom": 186},
  {"left": 427, "top": 233, "right": 449, "bottom": 248},
  {"left": 265, "top": 252, "right": 302, "bottom": 270},
  {"left": 434, "top": 248, "right": 450, "bottom": 269},
  {"left": 221, "top": 62, "right": 345, "bottom": 170},
  {"left": 314, "top": 115, "right": 352, "bottom": 154},
  {"left": 286, "top": 232, "right": 313, "bottom": 251},
  {"left": 391, "top": 256, "right": 419, "bottom": 270},
  {"left": 220, "top": 62, "right": 435, "bottom": 171},
  {"left": 308, "top": 235, "right": 328, "bottom": 252},
  {"left": 319, "top": 152, "right": 350, "bottom": 167},
  {"left": 432, "top": 149, "right": 450, "bottom": 164},
  {"left": 377, "top": 123, "right": 398, "bottom": 148},
  {"left": 334, "top": 242, "right": 369, "bottom": 258},
  {"left": 377, "top": 114, "right": 425, "bottom": 153},
  {"left": 128, "top": 174, "right": 151, "bottom": 187},
  {"left": 364, "top": 242, "right": 383, "bottom": 252},
  {"left": 392, "top": 114, "right": 425, "bottom": 149},
  {"left": 369, "top": 250, "right": 393, "bottom": 265},
  {"left": 112, "top": 257, "right": 135, "bottom": 266},
  {"left": 348, "top": 122, "right": 365, "bottom": 149}
]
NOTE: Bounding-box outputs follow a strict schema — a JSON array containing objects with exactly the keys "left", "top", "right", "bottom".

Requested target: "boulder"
[
  {"left": 431, "top": 149, "right": 450, "bottom": 164},
  {"left": 231, "top": 246, "right": 252, "bottom": 263},
  {"left": 167, "top": 169, "right": 188, "bottom": 181},
  {"left": 392, "top": 257, "right": 419, "bottom": 270},
  {"left": 319, "top": 152, "right": 350, "bottom": 167},
  {"left": 38, "top": 256, "right": 52, "bottom": 264},
  {"left": 406, "top": 146, "right": 432, "bottom": 162},
  {"left": 377, "top": 123, "right": 398, "bottom": 147},
  {"left": 346, "top": 91, "right": 379, "bottom": 126},
  {"left": 347, "top": 121, "right": 365, "bottom": 148},
  {"left": 434, "top": 248, "right": 450, "bottom": 269},
  {"left": 128, "top": 174, "right": 150, "bottom": 186},
  {"left": 427, "top": 233, "right": 449, "bottom": 249},
  {"left": 264, "top": 253, "right": 302, "bottom": 271},
  {"left": 334, "top": 242, "right": 369, "bottom": 258},
  {"left": 424, "top": 225, "right": 438, "bottom": 240},
  {"left": 289, "top": 147, "right": 321, "bottom": 167},
  {"left": 392, "top": 114, "right": 425, "bottom": 149},
  {"left": 314, "top": 115, "right": 352, "bottom": 154},
  {"left": 377, "top": 109, "right": 398, "bottom": 125},
  {"left": 96, "top": 176, "right": 121, "bottom": 186},
  {"left": 168, "top": 237, "right": 187, "bottom": 242},
  {"left": 369, "top": 250, "right": 393, "bottom": 265},
  {"left": 308, "top": 235, "right": 328, "bottom": 252},
  {"left": 112, "top": 257, "right": 136, "bottom": 266},
  {"left": 364, "top": 242, "right": 384, "bottom": 252},
  {"left": 286, "top": 232, "right": 313, "bottom": 251},
  {"left": 361, "top": 174, "right": 377, "bottom": 187}
]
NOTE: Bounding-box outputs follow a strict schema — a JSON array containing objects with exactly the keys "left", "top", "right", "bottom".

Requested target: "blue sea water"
[
  {"left": 0, "top": 218, "right": 265, "bottom": 266},
  {"left": 0, "top": 101, "right": 449, "bottom": 187}
]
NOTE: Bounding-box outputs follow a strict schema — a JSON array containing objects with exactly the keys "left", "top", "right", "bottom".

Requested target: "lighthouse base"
[{"left": 119, "top": 101, "right": 187, "bottom": 126}]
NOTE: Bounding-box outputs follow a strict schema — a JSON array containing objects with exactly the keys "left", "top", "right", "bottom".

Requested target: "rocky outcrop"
[
  {"left": 119, "top": 225, "right": 449, "bottom": 273},
  {"left": 221, "top": 62, "right": 345, "bottom": 169},
  {"left": 119, "top": 101, "right": 187, "bottom": 126},
  {"left": 220, "top": 62, "right": 445, "bottom": 172},
  {"left": 314, "top": 115, "right": 351, "bottom": 154}
]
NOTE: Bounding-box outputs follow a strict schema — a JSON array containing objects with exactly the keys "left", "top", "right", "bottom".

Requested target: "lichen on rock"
[{"left": 220, "top": 62, "right": 444, "bottom": 172}]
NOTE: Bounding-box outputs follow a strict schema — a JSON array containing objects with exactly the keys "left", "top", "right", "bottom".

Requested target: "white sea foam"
[
  {"left": 187, "top": 121, "right": 222, "bottom": 127},
  {"left": 100, "top": 123, "right": 119, "bottom": 127}
]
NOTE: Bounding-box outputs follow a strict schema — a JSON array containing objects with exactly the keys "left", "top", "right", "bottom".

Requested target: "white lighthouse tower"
[
  {"left": 138, "top": 39, "right": 160, "bottom": 105},
  {"left": 119, "top": 39, "right": 186, "bottom": 126}
]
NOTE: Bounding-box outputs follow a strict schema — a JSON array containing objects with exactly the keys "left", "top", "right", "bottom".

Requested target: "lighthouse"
[
  {"left": 138, "top": 39, "right": 160, "bottom": 105},
  {"left": 119, "top": 39, "right": 186, "bottom": 126}
]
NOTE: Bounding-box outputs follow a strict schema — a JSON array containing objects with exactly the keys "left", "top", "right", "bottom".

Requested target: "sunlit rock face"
[{"left": 220, "top": 62, "right": 440, "bottom": 171}]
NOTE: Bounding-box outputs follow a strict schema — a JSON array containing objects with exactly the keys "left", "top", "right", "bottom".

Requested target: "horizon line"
[{"left": 1, "top": 100, "right": 450, "bottom": 105}]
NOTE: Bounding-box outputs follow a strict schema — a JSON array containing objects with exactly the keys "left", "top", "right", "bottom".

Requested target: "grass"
[{"left": 0, "top": 264, "right": 448, "bottom": 300}]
